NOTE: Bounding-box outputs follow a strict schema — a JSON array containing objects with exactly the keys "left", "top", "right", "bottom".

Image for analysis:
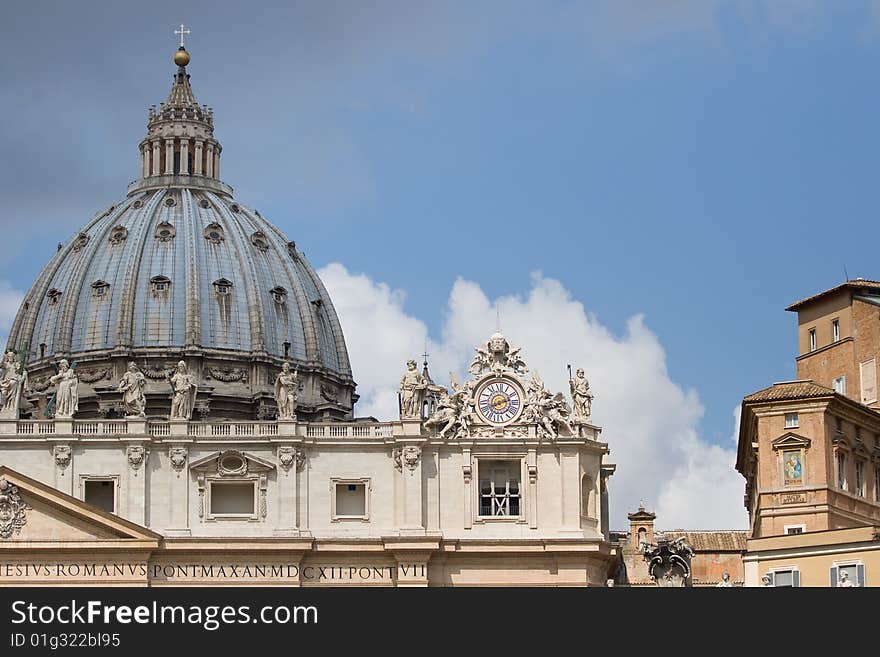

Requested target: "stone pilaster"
[
  {"left": 151, "top": 140, "right": 161, "bottom": 176},
  {"left": 180, "top": 139, "right": 189, "bottom": 174},
  {"left": 164, "top": 139, "right": 174, "bottom": 174},
  {"left": 194, "top": 140, "right": 203, "bottom": 175}
]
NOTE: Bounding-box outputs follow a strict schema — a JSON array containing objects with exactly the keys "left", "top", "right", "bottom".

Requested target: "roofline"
[{"left": 786, "top": 279, "right": 880, "bottom": 312}]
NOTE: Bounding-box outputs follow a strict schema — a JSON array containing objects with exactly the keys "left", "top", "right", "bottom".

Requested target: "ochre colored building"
[{"left": 736, "top": 281, "right": 880, "bottom": 586}]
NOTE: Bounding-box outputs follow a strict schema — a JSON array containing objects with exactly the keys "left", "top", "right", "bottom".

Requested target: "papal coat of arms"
[{"left": 0, "top": 475, "right": 30, "bottom": 539}]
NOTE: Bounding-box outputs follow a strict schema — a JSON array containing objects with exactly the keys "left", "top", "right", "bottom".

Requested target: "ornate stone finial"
[{"left": 0, "top": 475, "right": 30, "bottom": 539}]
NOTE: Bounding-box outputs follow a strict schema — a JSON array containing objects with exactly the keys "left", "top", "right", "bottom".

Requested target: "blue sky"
[{"left": 2, "top": 2, "right": 879, "bottom": 526}]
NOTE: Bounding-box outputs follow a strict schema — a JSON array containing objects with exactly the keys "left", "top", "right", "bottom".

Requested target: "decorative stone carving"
[
  {"left": 167, "top": 360, "right": 197, "bottom": 420},
  {"left": 117, "top": 362, "right": 147, "bottom": 417},
  {"left": 48, "top": 359, "right": 79, "bottom": 419},
  {"left": 127, "top": 445, "right": 146, "bottom": 471},
  {"left": 217, "top": 451, "right": 248, "bottom": 477},
  {"left": 154, "top": 221, "right": 176, "bottom": 242},
  {"left": 643, "top": 537, "right": 694, "bottom": 587},
  {"left": 524, "top": 372, "right": 574, "bottom": 440},
  {"left": 207, "top": 366, "right": 248, "bottom": 384},
  {"left": 53, "top": 445, "right": 71, "bottom": 470},
  {"left": 194, "top": 400, "right": 210, "bottom": 421},
  {"left": 203, "top": 222, "right": 224, "bottom": 244},
  {"left": 132, "top": 199, "right": 144, "bottom": 209},
  {"left": 424, "top": 376, "right": 472, "bottom": 440},
  {"left": 0, "top": 476, "right": 30, "bottom": 539},
  {"left": 78, "top": 367, "right": 111, "bottom": 384},
  {"left": 46, "top": 288, "right": 62, "bottom": 306},
  {"left": 320, "top": 383, "right": 338, "bottom": 403},
  {"left": 108, "top": 226, "right": 128, "bottom": 244},
  {"left": 467, "top": 333, "right": 528, "bottom": 376},
  {"left": 393, "top": 445, "right": 421, "bottom": 473},
  {"left": 72, "top": 232, "right": 90, "bottom": 252},
  {"left": 569, "top": 367, "right": 593, "bottom": 421},
  {"left": 277, "top": 446, "right": 296, "bottom": 471},
  {"left": 168, "top": 446, "right": 188, "bottom": 471},
  {"left": 277, "top": 447, "right": 306, "bottom": 472},
  {"left": 251, "top": 231, "right": 270, "bottom": 252},
  {"left": 0, "top": 350, "right": 27, "bottom": 419},
  {"left": 270, "top": 286, "right": 287, "bottom": 305},
  {"left": 164, "top": 197, "right": 176, "bottom": 207},
  {"left": 29, "top": 376, "right": 50, "bottom": 393},
  {"left": 90, "top": 281, "right": 110, "bottom": 301},
  {"left": 274, "top": 362, "right": 298, "bottom": 420},
  {"left": 287, "top": 242, "right": 299, "bottom": 260},
  {"left": 838, "top": 571, "right": 857, "bottom": 587},
  {"left": 399, "top": 359, "right": 427, "bottom": 420},
  {"left": 143, "top": 364, "right": 174, "bottom": 381}
]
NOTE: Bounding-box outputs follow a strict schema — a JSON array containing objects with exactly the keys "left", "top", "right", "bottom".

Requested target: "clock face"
[{"left": 476, "top": 379, "right": 523, "bottom": 426}]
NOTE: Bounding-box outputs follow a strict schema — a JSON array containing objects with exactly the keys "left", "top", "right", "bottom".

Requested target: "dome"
[{"left": 6, "top": 45, "right": 356, "bottom": 421}]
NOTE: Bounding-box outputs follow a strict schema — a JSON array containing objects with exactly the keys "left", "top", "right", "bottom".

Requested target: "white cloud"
[
  {"left": 0, "top": 280, "right": 24, "bottom": 349},
  {"left": 320, "top": 264, "right": 747, "bottom": 530}
]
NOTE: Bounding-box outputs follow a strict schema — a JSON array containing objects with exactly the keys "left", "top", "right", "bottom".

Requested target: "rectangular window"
[
  {"left": 833, "top": 376, "right": 846, "bottom": 395},
  {"left": 785, "top": 526, "right": 805, "bottom": 535},
  {"left": 837, "top": 452, "right": 847, "bottom": 490},
  {"left": 331, "top": 478, "right": 370, "bottom": 520},
  {"left": 479, "top": 460, "right": 522, "bottom": 517},
  {"left": 83, "top": 479, "right": 115, "bottom": 513},
  {"left": 855, "top": 461, "right": 865, "bottom": 497},
  {"left": 772, "top": 569, "right": 800, "bottom": 587},
  {"left": 831, "top": 563, "right": 864, "bottom": 587},
  {"left": 784, "top": 413, "right": 798, "bottom": 429},
  {"left": 209, "top": 482, "right": 255, "bottom": 516},
  {"left": 860, "top": 359, "right": 877, "bottom": 404},
  {"left": 808, "top": 328, "right": 817, "bottom": 352},
  {"left": 832, "top": 319, "right": 840, "bottom": 342}
]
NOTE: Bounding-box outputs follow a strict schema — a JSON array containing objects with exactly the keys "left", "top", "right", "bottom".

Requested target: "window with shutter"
[
  {"left": 857, "top": 564, "right": 866, "bottom": 587},
  {"left": 792, "top": 570, "right": 800, "bottom": 587},
  {"left": 830, "top": 566, "right": 839, "bottom": 588}
]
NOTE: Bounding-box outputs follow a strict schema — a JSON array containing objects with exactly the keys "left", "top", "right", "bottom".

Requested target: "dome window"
[
  {"left": 164, "top": 196, "right": 177, "bottom": 207},
  {"left": 287, "top": 241, "right": 299, "bottom": 261},
  {"left": 198, "top": 199, "right": 210, "bottom": 209},
  {"left": 250, "top": 231, "right": 270, "bottom": 252},
  {"left": 230, "top": 203, "right": 241, "bottom": 213},
  {"left": 271, "top": 286, "right": 287, "bottom": 305},
  {"left": 213, "top": 279, "right": 233, "bottom": 296},
  {"left": 91, "top": 280, "right": 110, "bottom": 299},
  {"left": 150, "top": 276, "right": 171, "bottom": 296},
  {"left": 46, "top": 289, "right": 62, "bottom": 306},
  {"left": 109, "top": 226, "right": 128, "bottom": 245},
  {"left": 203, "top": 222, "right": 224, "bottom": 244},
  {"left": 132, "top": 199, "right": 144, "bottom": 209},
  {"left": 72, "top": 233, "right": 90, "bottom": 252},
  {"left": 155, "top": 221, "right": 176, "bottom": 242}
]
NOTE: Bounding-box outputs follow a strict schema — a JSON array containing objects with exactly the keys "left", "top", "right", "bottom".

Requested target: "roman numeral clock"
[{"left": 475, "top": 377, "right": 524, "bottom": 426}]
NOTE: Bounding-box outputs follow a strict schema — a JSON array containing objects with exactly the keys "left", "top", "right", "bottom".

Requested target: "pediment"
[
  {"left": 189, "top": 450, "right": 275, "bottom": 476},
  {"left": 0, "top": 467, "right": 160, "bottom": 546},
  {"left": 771, "top": 432, "right": 811, "bottom": 450}
]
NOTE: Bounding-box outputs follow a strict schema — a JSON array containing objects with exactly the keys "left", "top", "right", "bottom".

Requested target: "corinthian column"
[
  {"left": 165, "top": 139, "right": 174, "bottom": 175},
  {"left": 151, "top": 140, "right": 161, "bottom": 176},
  {"left": 194, "top": 140, "right": 204, "bottom": 175},
  {"left": 206, "top": 143, "right": 215, "bottom": 178},
  {"left": 180, "top": 139, "right": 190, "bottom": 174}
]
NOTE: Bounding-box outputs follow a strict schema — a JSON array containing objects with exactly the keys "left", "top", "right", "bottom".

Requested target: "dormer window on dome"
[
  {"left": 109, "top": 226, "right": 128, "bottom": 245},
  {"left": 72, "top": 233, "right": 90, "bottom": 252},
  {"left": 46, "top": 289, "right": 62, "bottom": 306},
  {"left": 91, "top": 280, "right": 110, "bottom": 299},
  {"left": 251, "top": 231, "right": 270, "bottom": 252},
  {"left": 213, "top": 279, "right": 233, "bottom": 296},
  {"left": 204, "top": 222, "right": 224, "bottom": 244},
  {"left": 155, "top": 222, "right": 176, "bottom": 242},
  {"left": 271, "top": 287, "right": 287, "bottom": 305},
  {"left": 150, "top": 276, "right": 171, "bottom": 297}
]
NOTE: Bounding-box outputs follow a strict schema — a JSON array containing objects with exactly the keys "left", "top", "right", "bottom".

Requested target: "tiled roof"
[
  {"left": 742, "top": 380, "right": 835, "bottom": 403},
  {"left": 786, "top": 279, "right": 880, "bottom": 311},
  {"left": 658, "top": 530, "right": 747, "bottom": 552}
]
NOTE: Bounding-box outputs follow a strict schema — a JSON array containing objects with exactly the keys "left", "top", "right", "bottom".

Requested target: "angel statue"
[
  {"left": 0, "top": 350, "right": 27, "bottom": 420},
  {"left": 167, "top": 360, "right": 197, "bottom": 420},
  {"left": 467, "top": 344, "right": 492, "bottom": 376},
  {"left": 424, "top": 373, "right": 472, "bottom": 440},
  {"left": 274, "top": 362, "right": 299, "bottom": 420},
  {"left": 49, "top": 359, "right": 79, "bottom": 419},
  {"left": 526, "top": 372, "right": 574, "bottom": 439}
]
